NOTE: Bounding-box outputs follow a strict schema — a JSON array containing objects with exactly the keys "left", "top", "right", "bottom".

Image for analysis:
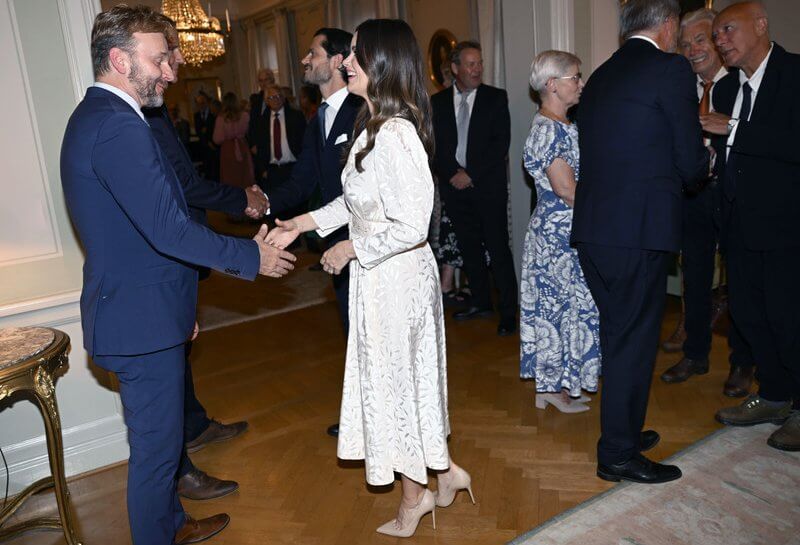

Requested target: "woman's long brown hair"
[{"left": 348, "top": 19, "right": 434, "bottom": 173}]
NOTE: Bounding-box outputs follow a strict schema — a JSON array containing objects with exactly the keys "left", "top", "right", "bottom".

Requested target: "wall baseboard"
[{"left": 1, "top": 413, "right": 129, "bottom": 495}]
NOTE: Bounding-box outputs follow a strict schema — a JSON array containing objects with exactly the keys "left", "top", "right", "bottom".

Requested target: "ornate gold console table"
[{"left": 0, "top": 327, "right": 82, "bottom": 544}]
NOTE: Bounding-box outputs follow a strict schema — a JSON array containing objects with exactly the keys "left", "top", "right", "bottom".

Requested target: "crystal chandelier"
[{"left": 161, "top": 0, "right": 226, "bottom": 66}]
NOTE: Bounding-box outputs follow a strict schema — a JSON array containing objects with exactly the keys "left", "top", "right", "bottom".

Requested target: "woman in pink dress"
[{"left": 213, "top": 92, "right": 255, "bottom": 188}]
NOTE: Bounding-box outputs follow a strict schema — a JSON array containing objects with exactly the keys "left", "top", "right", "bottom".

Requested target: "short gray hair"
[
  {"left": 529, "top": 50, "right": 581, "bottom": 92},
  {"left": 620, "top": 0, "right": 680, "bottom": 40},
  {"left": 680, "top": 7, "right": 717, "bottom": 29}
]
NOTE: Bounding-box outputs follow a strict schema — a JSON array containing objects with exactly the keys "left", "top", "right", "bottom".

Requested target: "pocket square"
[{"left": 334, "top": 134, "right": 348, "bottom": 145}]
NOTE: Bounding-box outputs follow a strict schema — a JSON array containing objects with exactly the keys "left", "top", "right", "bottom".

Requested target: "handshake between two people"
[{"left": 256, "top": 217, "right": 356, "bottom": 276}]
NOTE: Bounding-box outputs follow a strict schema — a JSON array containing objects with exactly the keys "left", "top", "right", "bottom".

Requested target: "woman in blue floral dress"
[{"left": 520, "top": 51, "right": 600, "bottom": 413}]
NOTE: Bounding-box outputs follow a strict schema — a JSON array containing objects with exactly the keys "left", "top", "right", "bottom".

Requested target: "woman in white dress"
[{"left": 266, "top": 19, "right": 473, "bottom": 538}]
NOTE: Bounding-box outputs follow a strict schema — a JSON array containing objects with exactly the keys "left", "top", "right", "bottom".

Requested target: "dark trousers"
[
  {"left": 263, "top": 162, "right": 305, "bottom": 220},
  {"left": 577, "top": 243, "right": 670, "bottom": 465},
  {"left": 177, "top": 341, "right": 210, "bottom": 478},
  {"left": 94, "top": 344, "right": 186, "bottom": 545},
  {"left": 725, "top": 204, "right": 800, "bottom": 404},
  {"left": 442, "top": 186, "right": 518, "bottom": 319},
  {"left": 681, "top": 186, "right": 753, "bottom": 367}
]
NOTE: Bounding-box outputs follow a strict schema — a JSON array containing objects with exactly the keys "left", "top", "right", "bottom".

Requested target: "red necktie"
[
  {"left": 273, "top": 112, "right": 282, "bottom": 161},
  {"left": 699, "top": 80, "right": 713, "bottom": 115}
]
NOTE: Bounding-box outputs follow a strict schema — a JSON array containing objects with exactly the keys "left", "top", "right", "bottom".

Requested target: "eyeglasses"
[
  {"left": 555, "top": 73, "right": 582, "bottom": 83},
  {"left": 266, "top": 94, "right": 282, "bottom": 100}
]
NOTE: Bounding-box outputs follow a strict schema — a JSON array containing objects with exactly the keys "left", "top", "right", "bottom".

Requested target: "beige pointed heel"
[
  {"left": 435, "top": 465, "right": 476, "bottom": 508},
  {"left": 535, "top": 393, "right": 590, "bottom": 413},
  {"left": 376, "top": 489, "right": 436, "bottom": 538}
]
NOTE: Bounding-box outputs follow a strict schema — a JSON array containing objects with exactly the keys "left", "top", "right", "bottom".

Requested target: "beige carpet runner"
[{"left": 510, "top": 424, "right": 800, "bottom": 545}]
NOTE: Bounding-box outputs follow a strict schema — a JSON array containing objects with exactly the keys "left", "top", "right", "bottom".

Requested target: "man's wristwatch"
[{"left": 726, "top": 117, "right": 739, "bottom": 135}]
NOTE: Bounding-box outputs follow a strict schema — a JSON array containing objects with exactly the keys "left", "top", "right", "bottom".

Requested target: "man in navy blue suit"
[
  {"left": 264, "top": 27, "right": 361, "bottom": 438},
  {"left": 572, "top": 0, "right": 708, "bottom": 484},
  {"left": 143, "top": 16, "right": 270, "bottom": 504},
  {"left": 60, "top": 6, "right": 295, "bottom": 544}
]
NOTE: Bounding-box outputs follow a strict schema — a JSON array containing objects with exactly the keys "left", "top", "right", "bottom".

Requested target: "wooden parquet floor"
[{"left": 4, "top": 220, "right": 746, "bottom": 544}]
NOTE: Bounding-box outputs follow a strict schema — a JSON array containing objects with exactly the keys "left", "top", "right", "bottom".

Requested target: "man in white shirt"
[
  {"left": 661, "top": 7, "right": 755, "bottom": 398},
  {"left": 247, "top": 84, "right": 306, "bottom": 188},
  {"left": 262, "top": 27, "right": 364, "bottom": 438},
  {"left": 702, "top": 1, "right": 800, "bottom": 451}
]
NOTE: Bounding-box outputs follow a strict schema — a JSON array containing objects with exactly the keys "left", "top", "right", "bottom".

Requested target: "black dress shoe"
[
  {"left": 326, "top": 423, "right": 339, "bottom": 437},
  {"left": 453, "top": 306, "right": 493, "bottom": 321},
  {"left": 597, "top": 453, "right": 681, "bottom": 484},
  {"left": 497, "top": 318, "right": 517, "bottom": 337},
  {"left": 640, "top": 430, "right": 660, "bottom": 452}
]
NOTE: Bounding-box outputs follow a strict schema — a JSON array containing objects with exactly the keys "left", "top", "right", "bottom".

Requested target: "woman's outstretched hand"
[{"left": 266, "top": 218, "right": 301, "bottom": 249}]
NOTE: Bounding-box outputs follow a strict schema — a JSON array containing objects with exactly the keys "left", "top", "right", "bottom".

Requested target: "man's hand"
[
  {"left": 253, "top": 224, "right": 296, "bottom": 277},
  {"left": 321, "top": 240, "right": 356, "bottom": 275},
  {"left": 265, "top": 218, "right": 301, "bottom": 249},
  {"left": 190, "top": 321, "right": 199, "bottom": 341},
  {"left": 244, "top": 185, "right": 268, "bottom": 219},
  {"left": 700, "top": 112, "right": 732, "bottom": 135},
  {"left": 449, "top": 169, "right": 473, "bottom": 190}
]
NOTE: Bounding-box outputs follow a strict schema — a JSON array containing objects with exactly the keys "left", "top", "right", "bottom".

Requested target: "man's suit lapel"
[
  {"left": 443, "top": 86, "right": 457, "bottom": 141},
  {"left": 750, "top": 45, "right": 784, "bottom": 123},
  {"left": 467, "top": 84, "right": 486, "bottom": 148},
  {"left": 159, "top": 106, "right": 194, "bottom": 167},
  {"left": 326, "top": 99, "right": 356, "bottom": 149}
]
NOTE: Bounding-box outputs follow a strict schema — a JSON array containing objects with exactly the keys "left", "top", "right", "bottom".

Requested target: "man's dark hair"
[
  {"left": 91, "top": 4, "right": 171, "bottom": 78},
  {"left": 449, "top": 40, "right": 482, "bottom": 66},
  {"left": 314, "top": 27, "right": 353, "bottom": 59},
  {"left": 620, "top": 0, "right": 680, "bottom": 40}
]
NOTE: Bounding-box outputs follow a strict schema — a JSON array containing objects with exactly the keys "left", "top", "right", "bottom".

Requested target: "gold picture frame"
[{"left": 427, "top": 29, "right": 458, "bottom": 91}]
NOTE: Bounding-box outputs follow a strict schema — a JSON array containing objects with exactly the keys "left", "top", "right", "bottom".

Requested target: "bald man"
[{"left": 702, "top": 1, "right": 800, "bottom": 451}]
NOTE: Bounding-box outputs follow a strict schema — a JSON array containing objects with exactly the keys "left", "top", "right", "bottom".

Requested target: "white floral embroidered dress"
[{"left": 310, "top": 117, "right": 450, "bottom": 486}]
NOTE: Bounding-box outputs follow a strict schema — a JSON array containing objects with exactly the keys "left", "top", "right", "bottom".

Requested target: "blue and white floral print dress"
[{"left": 519, "top": 114, "right": 600, "bottom": 396}]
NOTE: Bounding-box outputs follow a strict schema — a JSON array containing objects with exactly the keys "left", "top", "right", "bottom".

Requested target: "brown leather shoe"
[
  {"left": 175, "top": 513, "right": 229, "bottom": 544},
  {"left": 186, "top": 419, "right": 248, "bottom": 454},
  {"left": 660, "top": 357, "right": 709, "bottom": 383},
  {"left": 661, "top": 313, "right": 686, "bottom": 353},
  {"left": 768, "top": 413, "right": 800, "bottom": 451},
  {"left": 723, "top": 366, "right": 754, "bottom": 398},
  {"left": 178, "top": 468, "right": 239, "bottom": 500},
  {"left": 715, "top": 395, "right": 792, "bottom": 426}
]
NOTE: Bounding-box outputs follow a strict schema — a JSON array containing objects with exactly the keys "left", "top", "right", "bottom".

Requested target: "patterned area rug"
[{"left": 509, "top": 424, "right": 800, "bottom": 545}]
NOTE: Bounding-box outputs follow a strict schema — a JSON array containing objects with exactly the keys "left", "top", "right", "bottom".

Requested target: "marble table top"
[{"left": 0, "top": 327, "right": 55, "bottom": 370}]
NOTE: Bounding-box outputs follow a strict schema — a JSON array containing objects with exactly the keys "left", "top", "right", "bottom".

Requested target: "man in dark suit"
[
  {"left": 660, "top": 7, "right": 755, "bottom": 397},
  {"left": 193, "top": 92, "right": 218, "bottom": 180},
  {"left": 248, "top": 84, "right": 306, "bottom": 189},
  {"left": 144, "top": 17, "right": 270, "bottom": 504},
  {"left": 431, "top": 41, "right": 518, "bottom": 336},
  {"left": 703, "top": 2, "right": 800, "bottom": 451},
  {"left": 571, "top": 0, "right": 708, "bottom": 484},
  {"left": 60, "top": 7, "right": 295, "bottom": 544},
  {"left": 265, "top": 27, "right": 361, "bottom": 437}
]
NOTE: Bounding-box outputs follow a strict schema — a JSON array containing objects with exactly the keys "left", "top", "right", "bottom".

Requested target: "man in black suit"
[
  {"left": 572, "top": 0, "right": 708, "bottom": 483},
  {"left": 144, "top": 17, "right": 270, "bottom": 506},
  {"left": 660, "top": 7, "right": 755, "bottom": 397},
  {"left": 193, "top": 92, "right": 218, "bottom": 180},
  {"left": 431, "top": 41, "right": 518, "bottom": 336},
  {"left": 265, "top": 28, "right": 360, "bottom": 437},
  {"left": 248, "top": 84, "right": 306, "bottom": 190},
  {"left": 703, "top": 2, "right": 800, "bottom": 451}
]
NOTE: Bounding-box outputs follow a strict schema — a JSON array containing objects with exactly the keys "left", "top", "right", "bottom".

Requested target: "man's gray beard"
[{"left": 129, "top": 58, "right": 164, "bottom": 108}]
